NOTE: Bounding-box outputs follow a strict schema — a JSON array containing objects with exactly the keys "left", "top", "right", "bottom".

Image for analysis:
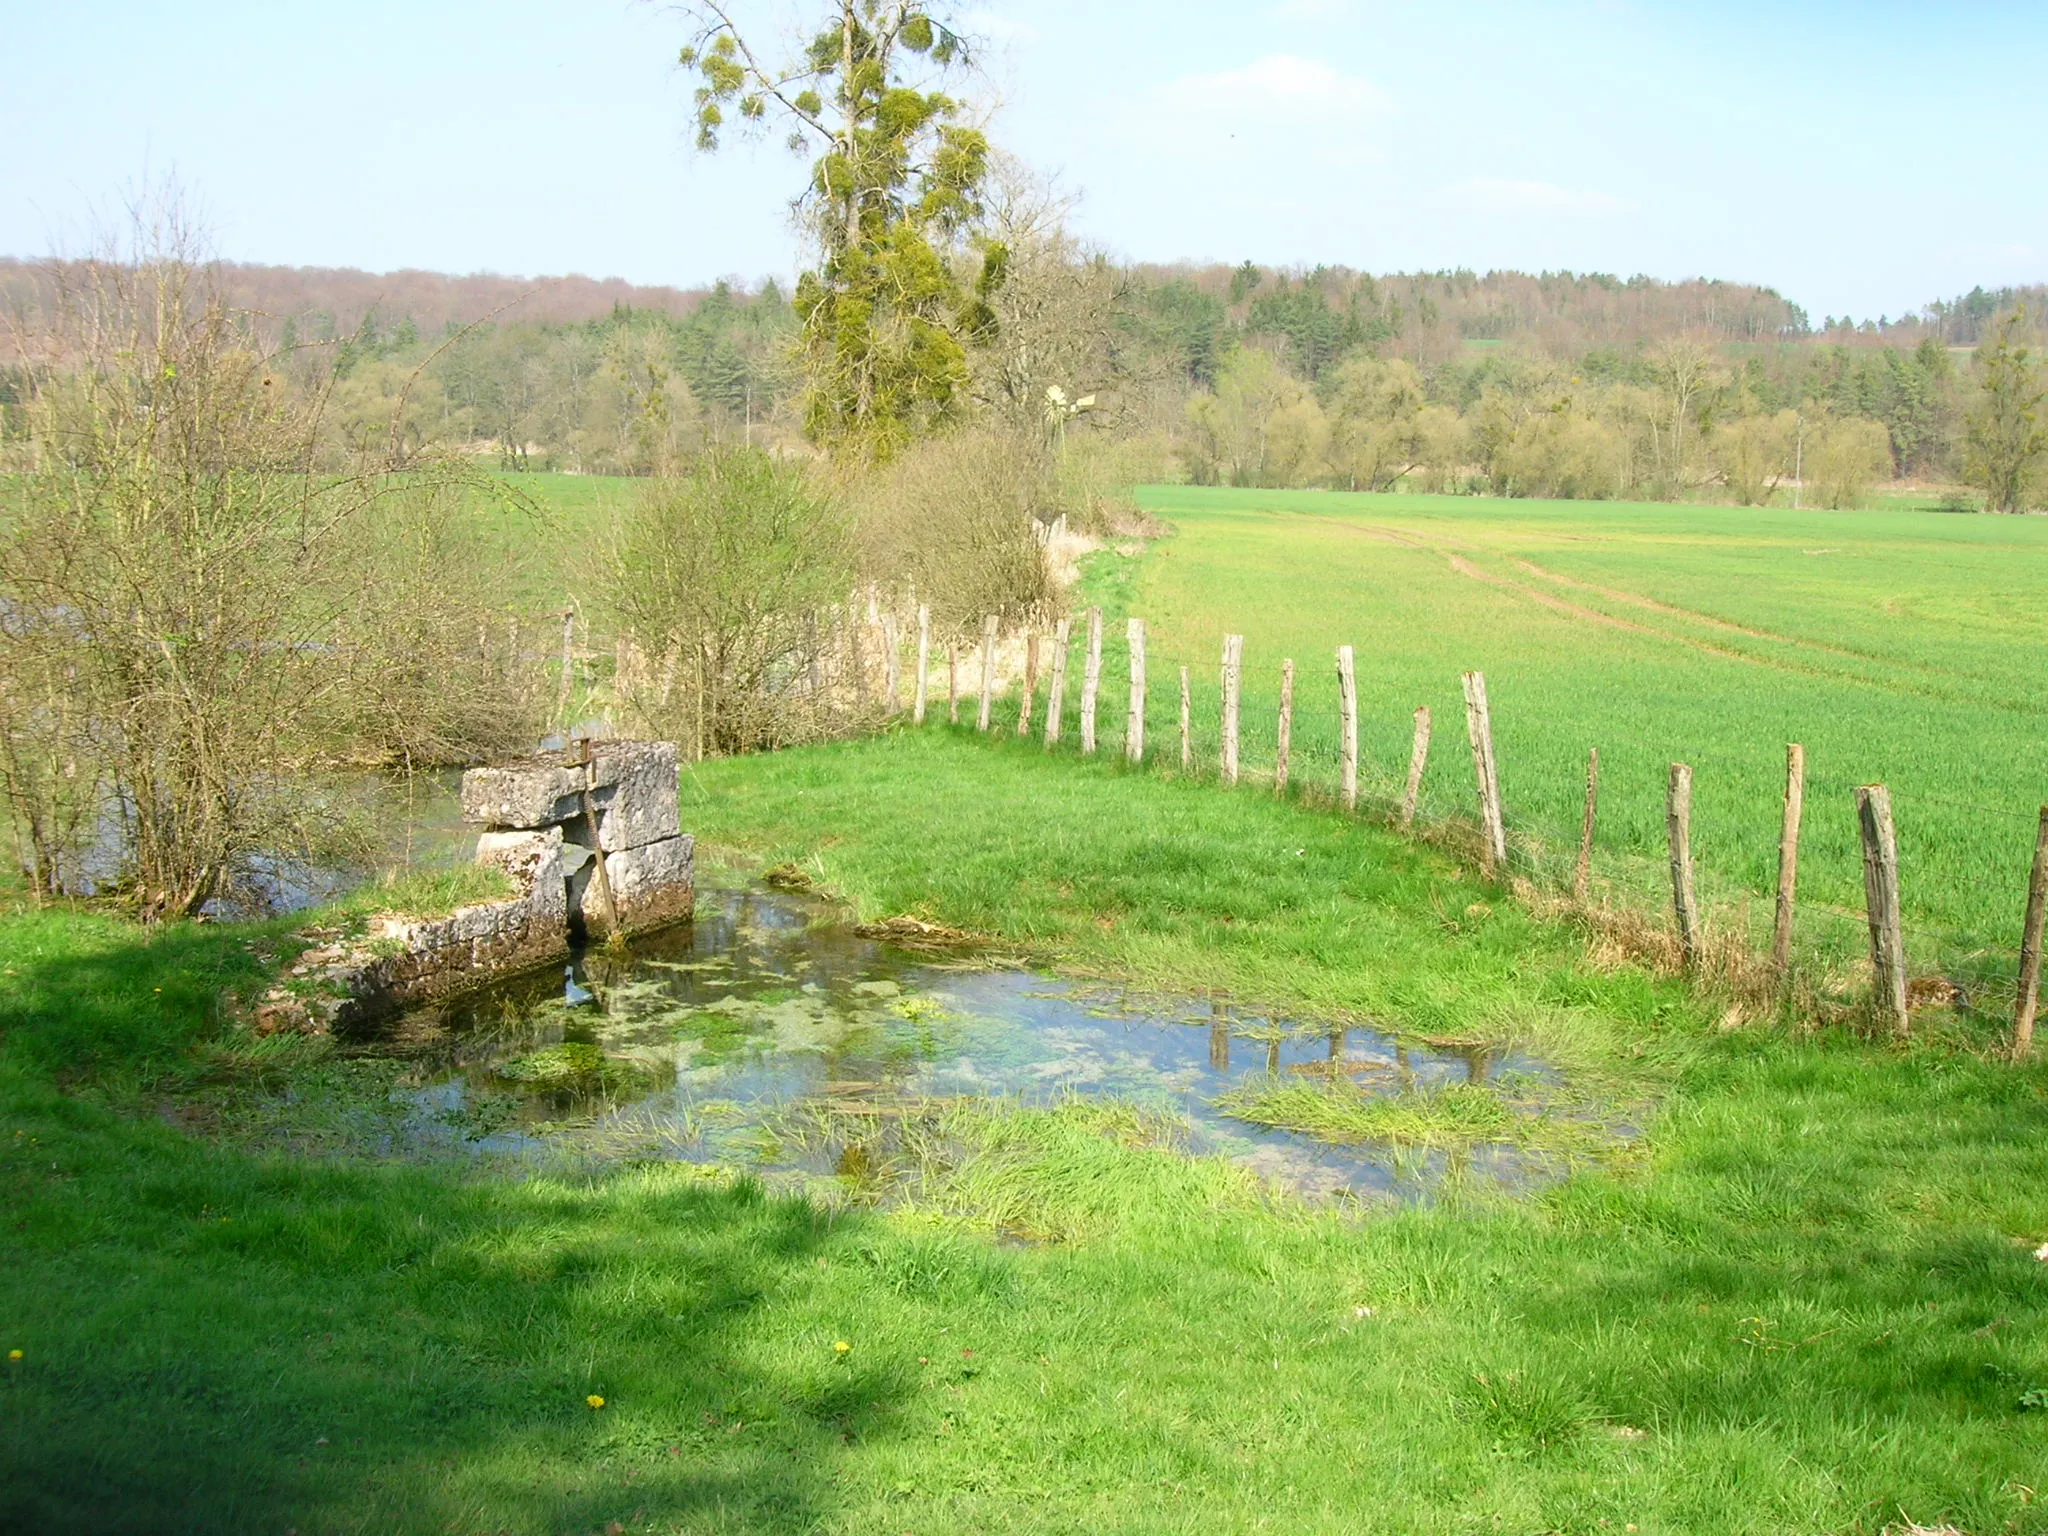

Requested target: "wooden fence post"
[
  {"left": 1856, "top": 784, "right": 1909, "bottom": 1038},
  {"left": 1575, "top": 747, "right": 1600, "bottom": 903},
  {"left": 1126, "top": 618, "right": 1147, "bottom": 764},
  {"left": 1080, "top": 606, "right": 1103, "bottom": 755},
  {"left": 881, "top": 612, "right": 901, "bottom": 708},
  {"left": 1275, "top": 659, "right": 1295, "bottom": 795},
  {"left": 1221, "top": 633, "right": 1244, "bottom": 786},
  {"left": 1336, "top": 645, "right": 1358, "bottom": 812},
  {"left": 1461, "top": 671, "right": 1506, "bottom": 874},
  {"left": 1017, "top": 632, "right": 1039, "bottom": 736},
  {"left": 1179, "top": 666, "right": 1192, "bottom": 770},
  {"left": 2013, "top": 805, "right": 2048, "bottom": 1058},
  {"left": 1044, "top": 616, "right": 1071, "bottom": 746},
  {"left": 913, "top": 604, "right": 931, "bottom": 724},
  {"left": 947, "top": 643, "right": 959, "bottom": 724},
  {"left": 1401, "top": 706, "right": 1430, "bottom": 828},
  {"left": 556, "top": 607, "right": 576, "bottom": 726},
  {"left": 1773, "top": 743, "right": 1805, "bottom": 978},
  {"left": 1668, "top": 762, "right": 1699, "bottom": 971},
  {"left": 977, "top": 615, "right": 997, "bottom": 732}
]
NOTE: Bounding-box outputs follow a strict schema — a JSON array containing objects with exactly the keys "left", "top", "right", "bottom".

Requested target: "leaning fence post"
[
  {"left": 977, "top": 615, "right": 998, "bottom": 732},
  {"left": 2014, "top": 805, "right": 2048, "bottom": 1059},
  {"left": 1080, "top": 606, "right": 1103, "bottom": 755},
  {"left": 1401, "top": 706, "right": 1431, "bottom": 828},
  {"left": 1575, "top": 747, "right": 1600, "bottom": 903},
  {"left": 1857, "top": 783, "right": 1909, "bottom": 1038},
  {"left": 1275, "top": 659, "right": 1295, "bottom": 795},
  {"left": 1461, "top": 671, "right": 1506, "bottom": 874},
  {"left": 947, "top": 643, "right": 960, "bottom": 725},
  {"left": 1179, "top": 666, "right": 1192, "bottom": 770},
  {"left": 1773, "top": 743, "right": 1805, "bottom": 979},
  {"left": 913, "top": 604, "right": 931, "bottom": 724},
  {"left": 1044, "top": 616, "right": 1071, "bottom": 746},
  {"left": 1125, "top": 618, "right": 1147, "bottom": 763},
  {"left": 1336, "top": 645, "right": 1358, "bottom": 812},
  {"left": 1221, "top": 633, "right": 1244, "bottom": 786},
  {"left": 1668, "top": 762, "right": 1699, "bottom": 972}
]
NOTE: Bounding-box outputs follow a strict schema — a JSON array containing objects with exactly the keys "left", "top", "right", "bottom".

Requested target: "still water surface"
[{"left": 357, "top": 883, "right": 1555, "bottom": 1203}]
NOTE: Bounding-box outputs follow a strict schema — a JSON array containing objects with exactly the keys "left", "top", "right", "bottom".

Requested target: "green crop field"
[{"left": 1057, "top": 487, "right": 2048, "bottom": 1002}]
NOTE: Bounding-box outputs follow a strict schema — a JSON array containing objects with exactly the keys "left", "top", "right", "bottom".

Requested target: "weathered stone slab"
[
  {"left": 591, "top": 741, "right": 680, "bottom": 851},
  {"left": 579, "top": 834, "right": 694, "bottom": 938},
  {"left": 461, "top": 741, "right": 679, "bottom": 851},
  {"left": 476, "top": 826, "right": 567, "bottom": 923}
]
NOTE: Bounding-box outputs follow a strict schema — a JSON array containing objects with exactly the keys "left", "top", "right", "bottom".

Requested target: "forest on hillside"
[{"left": 5, "top": 249, "right": 2043, "bottom": 508}]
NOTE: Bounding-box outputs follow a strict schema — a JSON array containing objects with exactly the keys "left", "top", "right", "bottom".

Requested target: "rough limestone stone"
[
  {"left": 579, "top": 834, "right": 694, "bottom": 938},
  {"left": 476, "top": 826, "right": 567, "bottom": 924},
  {"left": 591, "top": 741, "right": 680, "bottom": 851},
  {"left": 461, "top": 742, "right": 679, "bottom": 851}
]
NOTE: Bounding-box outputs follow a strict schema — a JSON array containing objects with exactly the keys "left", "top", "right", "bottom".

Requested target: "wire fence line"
[{"left": 862, "top": 605, "right": 2048, "bottom": 1052}]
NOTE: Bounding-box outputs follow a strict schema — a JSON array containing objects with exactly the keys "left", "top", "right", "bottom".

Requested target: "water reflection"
[{"left": 353, "top": 884, "right": 1555, "bottom": 1203}]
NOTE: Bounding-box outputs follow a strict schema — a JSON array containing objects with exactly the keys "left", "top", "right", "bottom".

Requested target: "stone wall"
[{"left": 255, "top": 741, "right": 693, "bottom": 1035}]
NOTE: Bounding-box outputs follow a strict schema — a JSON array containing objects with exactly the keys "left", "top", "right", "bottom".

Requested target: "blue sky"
[{"left": 4, "top": 0, "right": 2043, "bottom": 319}]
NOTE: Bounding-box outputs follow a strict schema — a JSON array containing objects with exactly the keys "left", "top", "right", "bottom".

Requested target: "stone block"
[
  {"left": 476, "top": 826, "right": 567, "bottom": 925},
  {"left": 590, "top": 741, "right": 680, "bottom": 851},
  {"left": 579, "top": 834, "right": 694, "bottom": 938}
]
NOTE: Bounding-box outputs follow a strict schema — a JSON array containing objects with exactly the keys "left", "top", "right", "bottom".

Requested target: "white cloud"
[
  {"left": 1444, "top": 178, "right": 1630, "bottom": 216},
  {"left": 1133, "top": 54, "right": 1394, "bottom": 171}
]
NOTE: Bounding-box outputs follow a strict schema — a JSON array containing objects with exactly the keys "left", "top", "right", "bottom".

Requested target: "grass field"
[
  {"left": 1055, "top": 487, "right": 2048, "bottom": 1001},
  {"left": 6, "top": 728, "right": 2048, "bottom": 1534}
]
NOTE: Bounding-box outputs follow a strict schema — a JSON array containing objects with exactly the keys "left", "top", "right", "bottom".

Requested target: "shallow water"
[{"left": 353, "top": 883, "right": 1558, "bottom": 1203}]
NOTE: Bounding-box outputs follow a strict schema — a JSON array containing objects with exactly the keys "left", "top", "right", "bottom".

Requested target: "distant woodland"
[{"left": 4, "top": 253, "right": 2045, "bottom": 509}]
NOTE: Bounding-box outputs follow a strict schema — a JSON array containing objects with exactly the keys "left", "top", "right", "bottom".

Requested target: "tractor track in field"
[{"left": 1317, "top": 515, "right": 2042, "bottom": 717}]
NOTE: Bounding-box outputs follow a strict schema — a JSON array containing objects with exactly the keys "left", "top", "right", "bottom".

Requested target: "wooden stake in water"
[
  {"left": 1575, "top": 746, "right": 1600, "bottom": 903},
  {"left": 1179, "top": 666, "right": 1192, "bottom": 770},
  {"left": 1220, "top": 634, "right": 1244, "bottom": 785},
  {"left": 1857, "top": 783, "right": 1909, "bottom": 1038},
  {"left": 2013, "top": 805, "right": 2048, "bottom": 1059},
  {"left": 1080, "top": 606, "right": 1103, "bottom": 755},
  {"left": 947, "top": 642, "right": 959, "bottom": 725},
  {"left": 1773, "top": 743, "right": 1805, "bottom": 978},
  {"left": 977, "top": 614, "right": 997, "bottom": 732},
  {"left": 1668, "top": 762, "right": 1699, "bottom": 971},
  {"left": 1275, "top": 659, "right": 1295, "bottom": 795},
  {"left": 1461, "top": 671, "right": 1506, "bottom": 873},
  {"left": 1402, "top": 706, "right": 1431, "bottom": 828},
  {"left": 1336, "top": 645, "right": 1358, "bottom": 813},
  {"left": 913, "top": 604, "right": 931, "bottom": 725},
  {"left": 1017, "top": 632, "right": 1039, "bottom": 736},
  {"left": 1126, "top": 617, "right": 1147, "bottom": 764},
  {"left": 1044, "top": 616, "right": 1071, "bottom": 747},
  {"left": 1399, "top": 706, "right": 1431, "bottom": 828}
]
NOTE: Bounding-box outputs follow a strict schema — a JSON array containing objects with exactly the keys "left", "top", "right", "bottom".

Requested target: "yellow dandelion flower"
[
  {"left": 7, "top": 1349, "right": 21, "bottom": 1361},
  {"left": 833, "top": 1340, "right": 851, "bottom": 1354},
  {"left": 586, "top": 1394, "right": 605, "bottom": 1409}
]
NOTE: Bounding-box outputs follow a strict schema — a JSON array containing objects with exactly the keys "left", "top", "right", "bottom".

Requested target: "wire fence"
[{"left": 846, "top": 604, "right": 2048, "bottom": 1046}]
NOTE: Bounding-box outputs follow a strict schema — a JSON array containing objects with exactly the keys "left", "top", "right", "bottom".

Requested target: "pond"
[{"left": 344, "top": 881, "right": 1564, "bottom": 1205}]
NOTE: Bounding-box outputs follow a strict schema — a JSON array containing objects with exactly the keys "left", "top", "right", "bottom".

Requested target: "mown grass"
[{"left": 6, "top": 722, "right": 2048, "bottom": 1533}]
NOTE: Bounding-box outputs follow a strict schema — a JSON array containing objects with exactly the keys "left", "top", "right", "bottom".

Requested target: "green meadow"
[
  {"left": 6, "top": 481, "right": 2048, "bottom": 1532},
  {"left": 6, "top": 730, "right": 2048, "bottom": 1533},
  {"left": 1086, "top": 487, "right": 2048, "bottom": 995}
]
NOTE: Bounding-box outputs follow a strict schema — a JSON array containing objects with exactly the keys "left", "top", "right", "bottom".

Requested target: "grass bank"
[{"left": 3, "top": 727, "right": 2046, "bottom": 1532}]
